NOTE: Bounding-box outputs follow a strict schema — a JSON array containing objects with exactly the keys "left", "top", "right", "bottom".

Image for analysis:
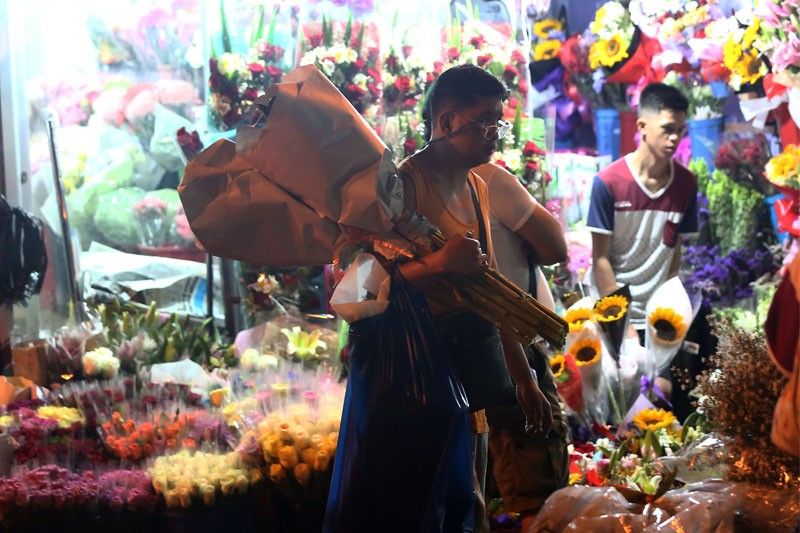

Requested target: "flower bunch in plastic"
[
  {"left": 97, "top": 469, "right": 158, "bottom": 513},
  {"left": 100, "top": 406, "right": 233, "bottom": 461},
  {"left": 0, "top": 465, "right": 99, "bottom": 523},
  {"left": 149, "top": 450, "right": 261, "bottom": 507},
  {"left": 381, "top": 46, "right": 441, "bottom": 117}
]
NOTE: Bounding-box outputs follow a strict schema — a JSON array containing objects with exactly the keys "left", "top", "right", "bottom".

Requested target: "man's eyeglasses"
[{"left": 471, "top": 119, "right": 512, "bottom": 140}]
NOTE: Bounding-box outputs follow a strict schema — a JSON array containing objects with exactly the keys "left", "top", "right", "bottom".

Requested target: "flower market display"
[{"left": 2, "top": 0, "right": 800, "bottom": 531}]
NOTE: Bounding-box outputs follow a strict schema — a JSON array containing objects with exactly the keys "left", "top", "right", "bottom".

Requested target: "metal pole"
[{"left": 46, "top": 118, "right": 84, "bottom": 324}]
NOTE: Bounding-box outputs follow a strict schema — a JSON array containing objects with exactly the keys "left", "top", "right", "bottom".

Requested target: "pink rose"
[
  {"left": 156, "top": 79, "right": 197, "bottom": 105},
  {"left": 125, "top": 88, "right": 157, "bottom": 121},
  {"left": 92, "top": 88, "right": 128, "bottom": 126}
]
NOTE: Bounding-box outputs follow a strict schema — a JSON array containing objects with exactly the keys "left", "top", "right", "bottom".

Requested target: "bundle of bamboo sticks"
[{"left": 394, "top": 212, "right": 568, "bottom": 347}]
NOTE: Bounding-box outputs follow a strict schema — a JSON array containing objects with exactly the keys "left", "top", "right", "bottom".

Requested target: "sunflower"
[
  {"left": 742, "top": 19, "right": 761, "bottom": 50},
  {"left": 534, "top": 19, "right": 563, "bottom": 39},
  {"left": 549, "top": 354, "right": 567, "bottom": 380},
  {"left": 633, "top": 408, "right": 676, "bottom": 432},
  {"left": 735, "top": 52, "right": 767, "bottom": 86},
  {"left": 723, "top": 39, "right": 743, "bottom": 71},
  {"left": 564, "top": 307, "right": 595, "bottom": 333},
  {"left": 590, "top": 34, "right": 629, "bottom": 69},
  {"left": 595, "top": 295, "right": 628, "bottom": 322},
  {"left": 648, "top": 307, "right": 687, "bottom": 345},
  {"left": 568, "top": 337, "right": 601, "bottom": 367},
  {"left": 533, "top": 39, "right": 562, "bottom": 61}
]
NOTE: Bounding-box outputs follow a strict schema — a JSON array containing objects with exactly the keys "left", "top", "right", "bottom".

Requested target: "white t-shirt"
[{"left": 476, "top": 163, "right": 556, "bottom": 312}]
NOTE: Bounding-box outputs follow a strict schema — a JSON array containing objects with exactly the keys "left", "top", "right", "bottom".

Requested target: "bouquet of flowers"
[
  {"left": 755, "top": 0, "right": 800, "bottom": 77},
  {"left": 82, "top": 347, "right": 121, "bottom": 380},
  {"left": 644, "top": 277, "right": 693, "bottom": 377},
  {"left": 723, "top": 18, "right": 769, "bottom": 91},
  {"left": 550, "top": 353, "right": 585, "bottom": 413},
  {"left": 299, "top": 16, "right": 381, "bottom": 115},
  {"left": 558, "top": 33, "right": 628, "bottom": 110},
  {"left": 97, "top": 469, "right": 158, "bottom": 513},
  {"left": 588, "top": 1, "right": 635, "bottom": 73},
  {"left": 492, "top": 140, "right": 553, "bottom": 204},
  {"left": 714, "top": 135, "right": 771, "bottom": 191},
  {"left": 209, "top": 41, "right": 287, "bottom": 130},
  {"left": 531, "top": 18, "right": 565, "bottom": 63},
  {"left": 765, "top": 144, "right": 800, "bottom": 237},
  {"left": 381, "top": 48, "right": 438, "bottom": 117}
]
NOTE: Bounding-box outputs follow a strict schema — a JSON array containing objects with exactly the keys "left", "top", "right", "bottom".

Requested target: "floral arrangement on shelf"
[
  {"left": 531, "top": 18, "right": 565, "bottom": 62},
  {"left": 723, "top": 18, "right": 769, "bottom": 91},
  {"left": 755, "top": 0, "right": 800, "bottom": 77},
  {"left": 299, "top": 16, "right": 381, "bottom": 115}
]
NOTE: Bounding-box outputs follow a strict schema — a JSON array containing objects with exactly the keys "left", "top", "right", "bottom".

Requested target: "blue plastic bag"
[{"left": 324, "top": 268, "right": 474, "bottom": 532}]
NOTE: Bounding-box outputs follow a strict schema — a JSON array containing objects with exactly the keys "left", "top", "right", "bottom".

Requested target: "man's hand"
[
  {"left": 516, "top": 378, "right": 553, "bottom": 437},
  {"left": 430, "top": 232, "right": 488, "bottom": 275}
]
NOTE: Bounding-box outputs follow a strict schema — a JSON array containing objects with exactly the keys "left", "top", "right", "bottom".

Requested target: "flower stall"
[{"left": 1, "top": 0, "right": 799, "bottom": 531}]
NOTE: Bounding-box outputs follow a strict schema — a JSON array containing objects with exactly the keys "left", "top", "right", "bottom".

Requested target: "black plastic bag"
[{"left": 324, "top": 268, "right": 474, "bottom": 533}]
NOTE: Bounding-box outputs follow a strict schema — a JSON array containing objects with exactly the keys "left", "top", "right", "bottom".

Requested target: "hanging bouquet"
[
  {"left": 299, "top": 16, "right": 381, "bottom": 115},
  {"left": 559, "top": 33, "right": 628, "bottom": 111},
  {"left": 723, "top": 17, "right": 770, "bottom": 91},
  {"left": 381, "top": 48, "right": 438, "bottom": 117},
  {"left": 755, "top": 0, "right": 800, "bottom": 77}
]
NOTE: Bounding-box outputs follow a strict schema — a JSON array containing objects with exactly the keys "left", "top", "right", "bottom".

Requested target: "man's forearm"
[
  {"left": 499, "top": 330, "right": 537, "bottom": 389},
  {"left": 593, "top": 257, "right": 617, "bottom": 296}
]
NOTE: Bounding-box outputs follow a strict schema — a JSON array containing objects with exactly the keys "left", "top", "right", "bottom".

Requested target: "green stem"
[{"left": 607, "top": 379, "right": 623, "bottom": 427}]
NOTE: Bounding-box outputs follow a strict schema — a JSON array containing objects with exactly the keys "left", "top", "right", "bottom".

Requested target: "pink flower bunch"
[
  {"left": 757, "top": 0, "right": 800, "bottom": 74},
  {"left": 98, "top": 469, "right": 158, "bottom": 512},
  {"left": 0, "top": 465, "right": 99, "bottom": 513}
]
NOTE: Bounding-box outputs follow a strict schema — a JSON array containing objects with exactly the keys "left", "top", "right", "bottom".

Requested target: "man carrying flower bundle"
[
  {"left": 588, "top": 83, "right": 698, "bottom": 339},
  {"left": 401, "top": 64, "right": 553, "bottom": 532},
  {"left": 472, "top": 160, "right": 570, "bottom": 530}
]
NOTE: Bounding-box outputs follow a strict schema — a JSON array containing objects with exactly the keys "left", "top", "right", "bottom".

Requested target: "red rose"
[
  {"left": 346, "top": 83, "right": 366, "bottom": 97},
  {"left": 447, "top": 47, "right": 460, "bottom": 61},
  {"left": 433, "top": 61, "right": 444, "bottom": 74},
  {"left": 395, "top": 75, "right": 411, "bottom": 92},
  {"left": 403, "top": 138, "right": 418, "bottom": 156},
  {"left": 385, "top": 53, "right": 399, "bottom": 72},
  {"left": 525, "top": 160, "right": 539, "bottom": 175},
  {"left": 523, "top": 141, "right": 545, "bottom": 157},
  {"left": 402, "top": 44, "right": 413, "bottom": 58},
  {"left": 585, "top": 468, "right": 606, "bottom": 487},
  {"left": 367, "top": 67, "right": 381, "bottom": 82},
  {"left": 243, "top": 87, "right": 259, "bottom": 101},
  {"left": 494, "top": 159, "right": 510, "bottom": 171},
  {"left": 354, "top": 58, "right": 367, "bottom": 72},
  {"left": 477, "top": 54, "right": 492, "bottom": 67},
  {"left": 503, "top": 65, "right": 519, "bottom": 82},
  {"left": 403, "top": 97, "right": 417, "bottom": 109},
  {"left": 368, "top": 83, "right": 381, "bottom": 98},
  {"left": 266, "top": 65, "right": 283, "bottom": 79},
  {"left": 543, "top": 171, "right": 553, "bottom": 186},
  {"left": 511, "top": 49, "right": 526, "bottom": 64},
  {"left": 469, "top": 35, "right": 485, "bottom": 48},
  {"left": 426, "top": 72, "right": 437, "bottom": 84},
  {"left": 518, "top": 78, "right": 529, "bottom": 95}
]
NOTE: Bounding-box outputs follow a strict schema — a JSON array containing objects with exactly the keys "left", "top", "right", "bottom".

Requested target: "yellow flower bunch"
[
  {"left": 564, "top": 308, "right": 595, "bottom": 333},
  {"left": 633, "top": 408, "right": 676, "bottom": 432},
  {"left": 589, "top": 33, "right": 630, "bottom": 70},
  {"left": 36, "top": 406, "right": 84, "bottom": 429},
  {"left": 254, "top": 398, "right": 342, "bottom": 486},
  {"left": 0, "top": 415, "right": 13, "bottom": 429},
  {"left": 533, "top": 40, "right": 561, "bottom": 61},
  {"left": 723, "top": 19, "right": 768, "bottom": 90},
  {"left": 568, "top": 337, "right": 602, "bottom": 367},
  {"left": 150, "top": 450, "right": 261, "bottom": 507},
  {"left": 221, "top": 397, "right": 259, "bottom": 426},
  {"left": 765, "top": 144, "right": 800, "bottom": 189},
  {"left": 533, "top": 18, "right": 563, "bottom": 40}
]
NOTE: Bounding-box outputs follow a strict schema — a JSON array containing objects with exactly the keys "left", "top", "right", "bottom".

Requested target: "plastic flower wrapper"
[
  {"left": 563, "top": 296, "right": 597, "bottom": 346},
  {"left": 549, "top": 353, "right": 585, "bottom": 414},
  {"left": 148, "top": 449, "right": 261, "bottom": 508},
  {"left": 644, "top": 277, "right": 695, "bottom": 377},
  {"left": 566, "top": 323, "right": 609, "bottom": 424},
  {"left": 593, "top": 285, "right": 631, "bottom": 363},
  {"left": 132, "top": 196, "right": 170, "bottom": 248},
  {"left": 97, "top": 469, "right": 158, "bottom": 513},
  {"left": 239, "top": 348, "right": 279, "bottom": 373}
]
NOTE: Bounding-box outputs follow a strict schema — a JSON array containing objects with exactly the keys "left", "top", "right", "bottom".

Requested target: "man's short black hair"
[
  {"left": 638, "top": 83, "right": 689, "bottom": 116},
  {"left": 422, "top": 64, "right": 508, "bottom": 138}
]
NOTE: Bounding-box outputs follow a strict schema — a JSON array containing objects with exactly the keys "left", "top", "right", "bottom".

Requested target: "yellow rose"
[
  {"left": 202, "top": 485, "right": 216, "bottom": 506},
  {"left": 314, "top": 450, "right": 331, "bottom": 472},
  {"left": 301, "top": 448, "right": 318, "bottom": 466},
  {"left": 269, "top": 463, "right": 285, "bottom": 483}
]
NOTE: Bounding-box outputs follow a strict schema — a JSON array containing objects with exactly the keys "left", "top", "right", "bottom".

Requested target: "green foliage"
[{"left": 701, "top": 164, "right": 765, "bottom": 253}]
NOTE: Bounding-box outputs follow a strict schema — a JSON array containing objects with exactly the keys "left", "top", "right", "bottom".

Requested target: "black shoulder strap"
[{"left": 467, "top": 176, "right": 487, "bottom": 252}]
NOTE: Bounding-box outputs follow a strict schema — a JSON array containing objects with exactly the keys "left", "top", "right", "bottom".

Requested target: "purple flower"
[{"left": 592, "top": 69, "right": 606, "bottom": 93}]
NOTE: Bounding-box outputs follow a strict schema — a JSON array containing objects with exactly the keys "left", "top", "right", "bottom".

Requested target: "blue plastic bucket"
[
  {"left": 688, "top": 117, "right": 723, "bottom": 170},
  {"left": 594, "top": 108, "right": 621, "bottom": 160}
]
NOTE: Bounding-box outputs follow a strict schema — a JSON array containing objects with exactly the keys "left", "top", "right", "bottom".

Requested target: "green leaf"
[
  {"left": 220, "top": 0, "right": 232, "bottom": 54},
  {"left": 512, "top": 103, "right": 523, "bottom": 150},
  {"left": 344, "top": 13, "right": 353, "bottom": 47},
  {"left": 355, "top": 21, "right": 365, "bottom": 55},
  {"left": 265, "top": 5, "right": 278, "bottom": 46},
  {"left": 251, "top": 4, "right": 265, "bottom": 47}
]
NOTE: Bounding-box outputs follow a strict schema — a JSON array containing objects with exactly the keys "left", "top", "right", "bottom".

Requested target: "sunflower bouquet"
[
  {"left": 588, "top": 2, "right": 635, "bottom": 72},
  {"left": 531, "top": 18, "right": 565, "bottom": 63},
  {"left": 594, "top": 286, "right": 631, "bottom": 362},
  {"left": 566, "top": 325, "right": 609, "bottom": 423},
  {"left": 722, "top": 18, "right": 770, "bottom": 92},
  {"left": 644, "top": 277, "right": 694, "bottom": 377}
]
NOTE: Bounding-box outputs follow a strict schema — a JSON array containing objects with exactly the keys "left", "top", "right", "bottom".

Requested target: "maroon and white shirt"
[{"left": 587, "top": 156, "right": 698, "bottom": 327}]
